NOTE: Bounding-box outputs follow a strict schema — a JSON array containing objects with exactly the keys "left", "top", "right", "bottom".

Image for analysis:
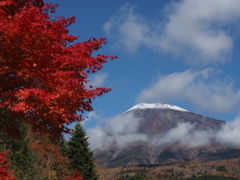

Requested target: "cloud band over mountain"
[{"left": 87, "top": 108, "right": 240, "bottom": 151}]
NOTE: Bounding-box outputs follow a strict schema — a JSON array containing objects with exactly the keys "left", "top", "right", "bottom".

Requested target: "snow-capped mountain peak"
[{"left": 124, "top": 103, "right": 188, "bottom": 113}]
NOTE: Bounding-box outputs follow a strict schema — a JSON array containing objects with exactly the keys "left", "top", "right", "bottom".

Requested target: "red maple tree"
[
  {"left": 0, "top": 0, "right": 117, "bottom": 138},
  {"left": 0, "top": 151, "right": 16, "bottom": 180},
  {"left": 65, "top": 172, "right": 83, "bottom": 180}
]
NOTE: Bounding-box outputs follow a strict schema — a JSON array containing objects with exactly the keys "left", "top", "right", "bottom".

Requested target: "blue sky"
[{"left": 48, "top": 0, "right": 240, "bottom": 130}]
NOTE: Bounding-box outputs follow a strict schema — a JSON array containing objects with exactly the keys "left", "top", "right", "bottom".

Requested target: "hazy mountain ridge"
[{"left": 94, "top": 104, "right": 240, "bottom": 168}]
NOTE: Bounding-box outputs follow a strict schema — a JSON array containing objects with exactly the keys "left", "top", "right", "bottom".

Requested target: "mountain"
[
  {"left": 94, "top": 103, "right": 240, "bottom": 168},
  {"left": 123, "top": 103, "right": 188, "bottom": 113},
  {"left": 125, "top": 103, "right": 223, "bottom": 137}
]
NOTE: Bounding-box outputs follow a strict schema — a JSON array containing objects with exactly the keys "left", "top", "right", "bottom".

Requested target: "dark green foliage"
[
  {"left": 59, "top": 138, "right": 70, "bottom": 158},
  {"left": 51, "top": 137, "right": 69, "bottom": 158},
  {"left": 65, "top": 123, "right": 98, "bottom": 180},
  {"left": 165, "top": 168, "right": 174, "bottom": 173},
  {"left": 216, "top": 166, "right": 228, "bottom": 173},
  {"left": 117, "top": 172, "right": 144, "bottom": 180},
  {"left": 118, "top": 169, "right": 147, "bottom": 175},
  {"left": 0, "top": 108, "right": 22, "bottom": 138},
  {"left": 0, "top": 121, "right": 38, "bottom": 179},
  {"left": 128, "top": 172, "right": 144, "bottom": 180},
  {"left": 117, "top": 170, "right": 148, "bottom": 180},
  {"left": 117, "top": 174, "right": 129, "bottom": 180}
]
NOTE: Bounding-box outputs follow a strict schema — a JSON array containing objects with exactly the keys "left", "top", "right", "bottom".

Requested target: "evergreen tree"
[
  {"left": 0, "top": 121, "right": 38, "bottom": 179},
  {"left": 127, "top": 171, "right": 145, "bottom": 180},
  {"left": 66, "top": 123, "right": 98, "bottom": 180},
  {"left": 53, "top": 137, "right": 69, "bottom": 158},
  {"left": 128, "top": 173, "right": 144, "bottom": 180},
  {"left": 59, "top": 138, "right": 70, "bottom": 158}
]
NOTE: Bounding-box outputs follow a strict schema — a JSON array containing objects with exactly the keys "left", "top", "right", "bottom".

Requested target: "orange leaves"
[{"left": 28, "top": 135, "right": 70, "bottom": 179}]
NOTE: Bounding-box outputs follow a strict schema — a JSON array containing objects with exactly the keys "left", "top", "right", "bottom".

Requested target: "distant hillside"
[
  {"left": 94, "top": 103, "right": 240, "bottom": 168},
  {"left": 96, "top": 157, "right": 240, "bottom": 180}
]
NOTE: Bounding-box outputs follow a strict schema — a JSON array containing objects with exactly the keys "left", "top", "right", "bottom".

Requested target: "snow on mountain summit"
[{"left": 124, "top": 103, "right": 188, "bottom": 113}]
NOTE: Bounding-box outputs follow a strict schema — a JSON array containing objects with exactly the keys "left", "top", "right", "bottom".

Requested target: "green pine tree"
[
  {"left": 0, "top": 121, "right": 38, "bottom": 179},
  {"left": 66, "top": 123, "right": 98, "bottom": 180},
  {"left": 53, "top": 137, "right": 69, "bottom": 158}
]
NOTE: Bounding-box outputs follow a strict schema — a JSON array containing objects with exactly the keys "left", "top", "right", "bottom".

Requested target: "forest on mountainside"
[{"left": 96, "top": 158, "right": 240, "bottom": 180}]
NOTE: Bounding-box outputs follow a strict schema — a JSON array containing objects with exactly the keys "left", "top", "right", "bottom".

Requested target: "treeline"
[
  {"left": 118, "top": 173, "right": 239, "bottom": 180},
  {"left": 117, "top": 171, "right": 146, "bottom": 180},
  {"left": 123, "top": 162, "right": 192, "bottom": 168},
  {"left": 115, "top": 167, "right": 240, "bottom": 180},
  {"left": 123, "top": 164, "right": 162, "bottom": 168},
  {"left": 0, "top": 120, "right": 97, "bottom": 180},
  {"left": 184, "top": 175, "right": 239, "bottom": 180}
]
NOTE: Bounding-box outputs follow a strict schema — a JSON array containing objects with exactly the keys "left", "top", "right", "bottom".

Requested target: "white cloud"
[
  {"left": 137, "top": 69, "right": 240, "bottom": 113},
  {"left": 103, "top": 4, "right": 157, "bottom": 53},
  {"left": 87, "top": 111, "right": 213, "bottom": 150},
  {"left": 216, "top": 114, "right": 240, "bottom": 146},
  {"left": 87, "top": 126, "right": 115, "bottom": 150},
  {"left": 159, "top": 0, "right": 239, "bottom": 65},
  {"left": 151, "top": 122, "right": 213, "bottom": 148},
  {"left": 104, "top": 1, "right": 240, "bottom": 65},
  {"left": 88, "top": 72, "right": 109, "bottom": 87},
  {"left": 87, "top": 111, "right": 240, "bottom": 150},
  {"left": 87, "top": 112, "right": 148, "bottom": 150},
  {"left": 81, "top": 111, "right": 102, "bottom": 126},
  {"left": 151, "top": 117, "right": 240, "bottom": 148}
]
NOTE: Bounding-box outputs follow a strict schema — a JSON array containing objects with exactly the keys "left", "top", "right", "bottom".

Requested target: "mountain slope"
[
  {"left": 94, "top": 103, "right": 240, "bottom": 168},
  {"left": 132, "top": 107, "right": 224, "bottom": 136}
]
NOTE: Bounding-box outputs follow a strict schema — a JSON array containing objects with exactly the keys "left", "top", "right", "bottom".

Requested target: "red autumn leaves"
[{"left": 0, "top": 0, "right": 117, "bottom": 138}]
